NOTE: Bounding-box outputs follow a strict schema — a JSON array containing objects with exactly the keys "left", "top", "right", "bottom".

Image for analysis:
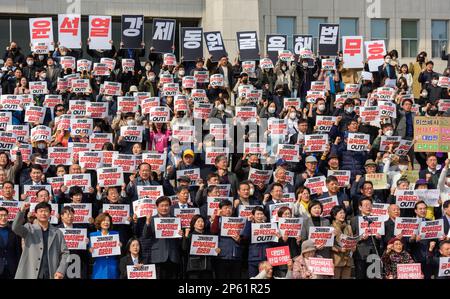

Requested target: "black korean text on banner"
[
  {"left": 97, "top": 167, "right": 124, "bottom": 187},
  {"left": 60, "top": 56, "right": 76, "bottom": 70},
  {"left": 7, "top": 125, "right": 29, "bottom": 143},
  {"left": 112, "top": 153, "right": 136, "bottom": 173},
  {"left": 347, "top": 133, "right": 370, "bottom": 151},
  {"left": 181, "top": 27, "right": 203, "bottom": 61},
  {"left": 318, "top": 24, "right": 339, "bottom": 56},
  {"left": 204, "top": 31, "right": 227, "bottom": 62},
  {"left": 59, "top": 228, "right": 87, "bottom": 250},
  {"left": 395, "top": 190, "right": 419, "bottom": 209},
  {"left": 0, "top": 111, "right": 12, "bottom": 131},
  {"left": 266, "top": 35, "right": 287, "bottom": 62},
  {"left": 174, "top": 208, "right": 200, "bottom": 228},
  {"left": 151, "top": 18, "right": 176, "bottom": 53},
  {"left": 90, "top": 235, "right": 121, "bottom": 257},
  {"left": 0, "top": 132, "right": 16, "bottom": 151},
  {"left": 25, "top": 106, "right": 45, "bottom": 124},
  {"left": 237, "top": 31, "right": 259, "bottom": 61},
  {"left": 48, "top": 146, "right": 72, "bottom": 165},
  {"left": 70, "top": 118, "right": 93, "bottom": 137},
  {"left": 149, "top": 107, "right": 170, "bottom": 123},
  {"left": 29, "top": 17, "right": 54, "bottom": 54},
  {"left": 121, "top": 15, "right": 144, "bottom": 49},
  {"left": 120, "top": 126, "right": 144, "bottom": 143},
  {"left": 278, "top": 218, "right": 303, "bottom": 238},
  {"left": 79, "top": 151, "right": 103, "bottom": 170},
  {"left": 64, "top": 203, "right": 92, "bottom": 223},
  {"left": 86, "top": 102, "right": 108, "bottom": 119},
  {"left": 29, "top": 81, "right": 48, "bottom": 95},
  {"left": 43, "top": 95, "right": 63, "bottom": 109},
  {"left": 118, "top": 96, "right": 139, "bottom": 113},
  {"left": 0, "top": 95, "right": 23, "bottom": 111},
  {"left": 293, "top": 35, "right": 313, "bottom": 54},
  {"left": 142, "top": 152, "right": 167, "bottom": 173},
  {"left": 251, "top": 223, "right": 279, "bottom": 244},
  {"left": 308, "top": 226, "right": 335, "bottom": 247},
  {"left": 89, "top": 16, "right": 112, "bottom": 50},
  {"left": 64, "top": 174, "right": 92, "bottom": 194},
  {"left": 190, "top": 235, "right": 219, "bottom": 256},
  {"left": 103, "top": 204, "right": 130, "bottom": 225},
  {"left": 58, "top": 14, "right": 81, "bottom": 49},
  {"left": 394, "top": 217, "right": 421, "bottom": 237},
  {"left": 358, "top": 216, "right": 385, "bottom": 236}
]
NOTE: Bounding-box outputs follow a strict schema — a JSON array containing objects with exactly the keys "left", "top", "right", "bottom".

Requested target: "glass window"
[
  {"left": 11, "top": 18, "right": 31, "bottom": 55},
  {"left": 340, "top": 18, "right": 358, "bottom": 50},
  {"left": 432, "top": 20, "right": 448, "bottom": 58},
  {"left": 277, "top": 17, "right": 296, "bottom": 51},
  {"left": 371, "top": 19, "right": 389, "bottom": 49},
  {"left": 309, "top": 17, "right": 327, "bottom": 54},
  {"left": 0, "top": 18, "right": 11, "bottom": 63},
  {"left": 401, "top": 20, "right": 418, "bottom": 57}
]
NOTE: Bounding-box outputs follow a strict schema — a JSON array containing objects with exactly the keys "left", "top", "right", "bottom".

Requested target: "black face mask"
[
  {"left": 428, "top": 109, "right": 438, "bottom": 116},
  {"left": 242, "top": 79, "right": 248, "bottom": 84},
  {"left": 418, "top": 56, "right": 425, "bottom": 62}
]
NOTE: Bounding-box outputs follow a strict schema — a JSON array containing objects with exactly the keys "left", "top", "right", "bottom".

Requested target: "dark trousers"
[
  {"left": 0, "top": 267, "right": 12, "bottom": 279},
  {"left": 355, "top": 259, "right": 368, "bottom": 280},
  {"left": 214, "top": 259, "right": 241, "bottom": 279},
  {"left": 187, "top": 270, "right": 213, "bottom": 279},
  {"left": 248, "top": 261, "right": 261, "bottom": 278},
  {"left": 155, "top": 261, "right": 179, "bottom": 279}
]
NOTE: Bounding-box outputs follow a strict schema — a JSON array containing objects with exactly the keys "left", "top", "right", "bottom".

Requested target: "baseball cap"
[
  {"left": 183, "top": 149, "right": 194, "bottom": 158},
  {"left": 305, "top": 156, "right": 318, "bottom": 163},
  {"left": 365, "top": 159, "right": 377, "bottom": 167}
]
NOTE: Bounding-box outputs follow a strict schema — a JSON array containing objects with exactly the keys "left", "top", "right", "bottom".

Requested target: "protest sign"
[
  {"left": 153, "top": 217, "right": 181, "bottom": 239},
  {"left": 0, "top": 132, "right": 16, "bottom": 151},
  {"left": 304, "top": 176, "right": 328, "bottom": 195},
  {"left": 418, "top": 219, "right": 444, "bottom": 240},
  {"left": 102, "top": 204, "right": 130, "bottom": 225},
  {"left": 308, "top": 227, "right": 335, "bottom": 247},
  {"left": 181, "top": 27, "right": 203, "bottom": 61},
  {"left": 317, "top": 196, "right": 339, "bottom": 217},
  {"left": 59, "top": 228, "right": 87, "bottom": 250},
  {"left": 339, "top": 234, "right": 359, "bottom": 250},
  {"left": 394, "top": 217, "right": 421, "bottom": 237},
  {"left": 269, "top": 203, "right": 294, "bottom": 223},
  {"left": 220, "top": 217, "right": 246, "bottom": 237},
  {"left": 237, "top": 31, "right": 259, "bottom": 61},
  {"left": 414, "top": 116, "right": 450, "bottom": 152},
  {"left": 315, "top": 116, "right": 336, "bottom": 133},
  {"left": 127, "top": 264, "right": 156, "bottom": 280},
  {"left": 89, "top": 16, "right": 112, "bottom": 50},
  {"left": 0, "top": 201, "right": 23, "bottom": 221},
  {"left": 58, "top": 14, "right": 81, "bottom": 49},
  {"left": 360, "top": 106, "right": 380, "bottom": 123},
  {"left": 327, "top": 170, "right": 351, "bottom": 188},
  {"left": 174, "top": 208, "right": 199, "bottom": 228},
  {"left": 47, "top": 147, "right": 72, "bottom": 165},
  {"left": 365, "top": 40, "right": 386, "bottom": 72},
  {"left": 304, "top": 134, "right": 328, "bottom": 152},
  {"left": 248, "top": 168, "right": 273, "bottom": 185},
  {"left": 365, "top": 173, "right": 388, "bottom": 190},
  {"left": 347, "top": 133, "right": 370, "bottom": 151},
  {"left": 29, "top": 17, "right": 54, "bottom": 53},
  {"left": 343, "top": 36, "right": 364, "bottom": 68},
  {"left": 358, "top": 216, "right": 385, "bottom": 236},
  {"left": 277, "top": 144, "right": 300, "bottom": 162},
  {"left": 307, "top": 258, "right": 335, "bottom": 276},
  {"left": 190, "top": 235, "right": 219, "bottom": 256},
  {"left": 121, "top": 15, "right": 144, "bottom": 49},
  {"left": 89, "top": 133, "right": 113, "bottom": 151},
  {"left": 266, "top": 246, "right": 291, "bottom": 266},
  {"left": 97, "top": 167, "right": 124, "bottom": 187},
  {"left": 318, "top": 24, "right": 339, "bottom": 56},
  {"left": 205, "top": 147, "right": 230, "bottom": 165},
  {"left": 397, "top": 264, "right": 423, "bottom": 279},
  {"left": 395, "top": 190, "right": 419, "bottom": 209},
  {"left": 64, "top": 203, "right": 92, "bottom": 224},
  {"left": 278, "top": 218, "right": 303, "bottom": 238},
  {"left": 90, "top": 234, "right": 121, "bottom": 257},
  {"left": 151, "top": 19, "right": 176, "bottom": 53},
  {"left": 132, "top": 199, "right": 157, "bottom": 218},
  {"left": 438, "top": 257, "right": 450, "bottom": 277},
  {"left": 120, "top": 126, "right": 144, "bottom": 143},
  {"left": 176, "top": 168, "right": 201, "bottom": 186},
  {"left": 251, "top": 223, "right": 279, "bottom": 244},
  {"left": 371, "top": 203, "right": 390, "bottom": 222}
]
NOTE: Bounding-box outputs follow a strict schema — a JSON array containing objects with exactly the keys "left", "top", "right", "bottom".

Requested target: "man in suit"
[
  {"left": 383, "top": 204, "right": 401, "bottom": 253},
  {"left": 263, "top": 183, "right": 284, "bottom": 220},
  {"left": 169, "top": 186, "right": 194, "bottom": 217},
  {"left": 0, "top": 207, "right": 21, "bottom": 279},
  {"left": 378, "top": 54, "right": 397, "bottom": 81},
  {"left": 12, "top": 202, "right": 69, "bottom": 279},
  {"left": 142, "top": 196, "right": 181, "bottom": 279},
  {"left": 443, "top": 200, "right": 450, "bottom": 235},
  {"left": 126, "top": 162, "right": 160, "bottom": 202},
  {"left": 350, "top": 197, "right": 382, "bottom": 279},
  {"left": 215, "top": 155, "right": 239, "bottom": 198},
  {"left": 419, "top": 154, "right": 442, "bottom": 189},
  {"left": 408, "top": 201, "right": 433, "bottom": 279},
  {"left": 20, "top": 164, "right": 50, "bottom": 197}
]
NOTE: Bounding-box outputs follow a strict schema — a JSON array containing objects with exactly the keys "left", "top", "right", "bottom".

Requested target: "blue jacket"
[
  {"left": 89, "top": 230, "right": 120, "bottom": 279},
  {"left": 242, "top": 221, "right": 276, "bottom": 262},
  {"left": 210, "top": 216, "right": 242, "bottom": 260},
  {"left": 331, "top": 142, "right": 367, "bottom": 179}
]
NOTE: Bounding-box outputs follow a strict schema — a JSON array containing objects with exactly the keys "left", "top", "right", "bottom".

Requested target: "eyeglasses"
[{"left": 56, "top": 109, "right": 65, "bottom": 112}]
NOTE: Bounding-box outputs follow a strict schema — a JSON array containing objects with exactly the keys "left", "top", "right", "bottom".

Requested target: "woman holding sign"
[
  {"left": 89, "top": 213, "right": 120, "bottom": 279},
  {"left": 119, "top": 237, "right": 145, "bottom": 279},
  {"left": 181, "top": 215, "right": 219, "bottom": 279},
  {"left": 301, "top": 200, "right": 331, "bottom": 258},
  {"left": 381, "top": 237, "right": 416, "bottom": 279},
  {"left": 330, "top": 206, "right": 355, "bottom": 279},
  {"left": 275, "top": 207, "right": 301, "bottom": 277}
]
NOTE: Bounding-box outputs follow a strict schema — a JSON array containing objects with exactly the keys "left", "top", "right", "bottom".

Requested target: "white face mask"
[
  {"left": 421, "top": 91, "right": 428, "bottom": 97},
  {"left": 281, "top": 66, "right": 287, "bottom": 71},
  {"left": 27, "top": 60, "right": 34, "bottom": 66},
  {"left": 249, "top": 188, "right": 255, "bottom": 196},
  {"left": 318, "top": 104, "right": 326, "bottom": 112},
  {"left": 178, "top": 70, "right": 185, "bottom": 76},
  {"left": 37, "top": 143, "right": 46, "bottom": 150},
  {"left": 338, "top": 57, "right": 343, "bottom": 62},
  {"left": 432, "top": 80, "right": 438, "bottom": 85},
  {"left": 127, "top": 120, "right": 136, "bottom": 126},
  {"left": 398, "top": 165, "right": 408, "bottom": 172},
  {"left": 217, "top": 104, "right": 225, "bottom": 111},
  {"left": 268, "top": 107, "right": 276, "bottom": 114},
  {"left": 145, "top": 65, "right": 152, "bottom": 71},
  {"left": 302, "top": 62, "right": 308, "bottom": 68},
  {"left": 384, "top": 130, "right": 394, "bottom": 137},
  {"left": 289, "top": 112, "right": 297, "bottom": 120},
  {"left": 345, "top": 106, "right": 354, "bottom": 114}
]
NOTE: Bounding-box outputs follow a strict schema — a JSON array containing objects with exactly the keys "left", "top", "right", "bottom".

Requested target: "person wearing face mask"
[
  {"left": 138, "top": 66, "right": 157, "bottom": 96},
  {"left": 419, "top": 61, "right": 438, "bottom": 91},
  {"left": 307, "top": 98, "right": 327, "bottom": 129},
  {"left": 424, "top": 74, "right": 446, "bottom": 104},
  {"left": 21, "top": 55, "right": 37, "bottom": 81},
  {"left": 409, "top": 52, "right": 428, "bottom": 99},
  {"left": 378, "top": 54, "right": 397, "bottom": 81},
  {"left": 274, "top": 60, "right": 295, "bottom": 97},
  {"left": 43, "top": 57, "right": 62, "bottom": 93},
  {"left": 86, "top": 38, "right": 117, "bottom": 63},
  {"left": 331, "top": 99, "right": 357, "bottom": 134},
  {"left": 296, "top": 58, "right": 318, "bottom": 102},
  {"left": 283, "top": 108, "right": 299, "bottom": 140},
  {"left": 3, "top": 42, "right": 25, "bottom": 67},
  {"left": 371, "top": 123, "right": 396, "bottom": 154},
  {"left": 209, "top": 98, "right": 232, "bottom": 123}
]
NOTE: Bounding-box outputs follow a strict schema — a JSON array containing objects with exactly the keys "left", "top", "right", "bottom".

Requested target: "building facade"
[{"left": 0, "top": 0, "right": 449, "bottom": 70}]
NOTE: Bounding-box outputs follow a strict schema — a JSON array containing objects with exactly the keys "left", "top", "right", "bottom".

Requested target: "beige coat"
[
  {"left": 12, "top": 211, "right": 69, "bottom": 279},
  {"left": 409, "top": 61, "right": 426, "bottom": 99},
  {"left": 332, "top": 220, "right": 354, "bottom": 267}
]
